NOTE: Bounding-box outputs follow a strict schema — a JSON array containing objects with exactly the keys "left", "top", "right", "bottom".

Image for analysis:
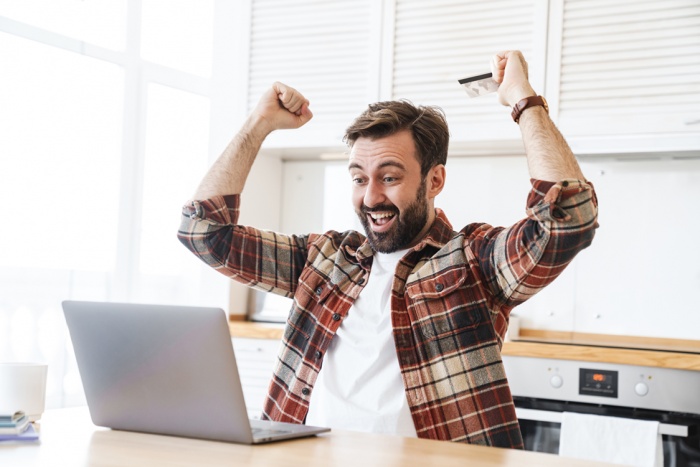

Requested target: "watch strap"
[{"left": 511, "top": 95, "right": 548, "bottom": 123}]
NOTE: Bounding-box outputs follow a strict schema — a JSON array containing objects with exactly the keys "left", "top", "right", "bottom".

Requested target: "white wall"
[
  {"left": 441, "top": 156, "right": 700, "bottom": 340},
  {"left": 276, "top": 155, "right": 700, "bottom": 341}
]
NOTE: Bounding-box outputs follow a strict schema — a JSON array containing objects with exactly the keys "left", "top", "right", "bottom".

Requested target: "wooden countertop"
[
  {"left": 229, "top": 321, "right": 700, "bottom": 371},
  {"left": 502, "top": 341, "right": 700, "bottom": 371},
  {"left": 229, "top": 320, "right": 285, "bottom": 340},
  {"left": 4, "top": 407, "right": 615, "bottom": 467},
  {"left": 505, "top": 328, "right": 700, "bottom": 371}
]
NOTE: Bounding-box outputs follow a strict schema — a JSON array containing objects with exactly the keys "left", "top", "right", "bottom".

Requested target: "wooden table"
[{"left": 0, "top": 407, "right": 615, "bottom": 467}]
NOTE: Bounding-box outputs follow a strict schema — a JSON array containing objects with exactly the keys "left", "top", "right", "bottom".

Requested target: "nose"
[{"left": 363, "top": 179, "right": 386, "bottom": 209}]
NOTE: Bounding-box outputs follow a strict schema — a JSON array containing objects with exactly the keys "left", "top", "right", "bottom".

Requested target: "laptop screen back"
[{"left": 62, "top": 301, "right": 254, "bottom": 443}]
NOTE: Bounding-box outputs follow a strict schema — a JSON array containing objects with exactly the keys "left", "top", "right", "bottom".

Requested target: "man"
[{"left": 178, "top": 50, "right": 598, "bottom": 449}]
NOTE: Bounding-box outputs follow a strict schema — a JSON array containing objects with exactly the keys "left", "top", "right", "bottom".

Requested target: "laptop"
[{"left": 62, "top": 300, "right": 329, "bottom": 444}]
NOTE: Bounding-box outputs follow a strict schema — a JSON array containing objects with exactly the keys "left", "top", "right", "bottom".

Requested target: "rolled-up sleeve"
[
  {"left": 177, "top": 194, "right": 310, "bottom": 297},
  {"left": 476, "top": 178, "right": 598, "bottom": 307}
]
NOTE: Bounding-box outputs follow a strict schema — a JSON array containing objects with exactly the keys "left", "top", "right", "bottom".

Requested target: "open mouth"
[{"left": 367, "top": 211, "right": 397, "bottom": 233}]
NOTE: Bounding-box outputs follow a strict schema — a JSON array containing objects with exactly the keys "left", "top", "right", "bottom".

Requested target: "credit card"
[{"left": 458, "top": 72, "right": 499, "bottom": 98}]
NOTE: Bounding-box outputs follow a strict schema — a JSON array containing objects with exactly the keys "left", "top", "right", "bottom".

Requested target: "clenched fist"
[
  {"left": 252, "top": 81, "right": 313, "bottom": 134},
  {"left": 490, "top": 50, "right": 537, "bottom": 107}
]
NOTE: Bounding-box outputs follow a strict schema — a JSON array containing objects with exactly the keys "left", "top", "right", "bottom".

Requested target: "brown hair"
[{"left": 343, "top": 100, "right": 449, "bottom": 177}]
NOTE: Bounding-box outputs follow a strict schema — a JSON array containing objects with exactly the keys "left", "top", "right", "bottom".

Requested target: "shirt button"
[
  {"left": 315, "top": 286, "right": 323, "bottom": 295},
  {"left": 358, "top": 277, "right": 365, "bottom": 285},
  {"left": 332, "top": 313, "right": 341, "bottom": 321},
  {"left": 435, "top": 283, "right": 444, "bottom": 292},
  {"left": 314, "top": 350, "right": 322, "bottom": 359},
  {"left": 189, "top": 204, "right": 200, "bottom": 219},
  {"left": 302, "top": 388, "right": 311, "bottom": 396}
]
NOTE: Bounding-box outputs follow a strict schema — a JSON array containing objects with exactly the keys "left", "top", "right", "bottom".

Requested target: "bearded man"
[{"left": 178, "top": 50, "right": 598, "bottom": 449}]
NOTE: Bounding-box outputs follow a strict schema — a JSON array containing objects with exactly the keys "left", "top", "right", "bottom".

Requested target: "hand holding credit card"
[{"left": 458, "top": 72, "right": 499, "bottom": 98}]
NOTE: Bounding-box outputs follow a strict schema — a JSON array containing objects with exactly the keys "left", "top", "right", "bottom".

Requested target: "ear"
[{"left": 426, "top": 164, "right": 446, "bottom": 199}]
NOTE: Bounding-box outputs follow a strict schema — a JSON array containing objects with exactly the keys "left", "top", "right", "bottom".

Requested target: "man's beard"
[{"left": 357, "top": 180, "right": 429, "bottom": 254}]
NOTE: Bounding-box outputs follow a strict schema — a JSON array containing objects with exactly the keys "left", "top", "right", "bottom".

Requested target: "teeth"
[{"left": 369, "top": 212, "right": 394, "bottom": 220}]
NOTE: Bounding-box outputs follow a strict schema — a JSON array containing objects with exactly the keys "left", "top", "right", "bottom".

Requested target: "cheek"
[
  {"left": 351, "top": 188, "right": 364, "bottom": 210},
  {"left": 384, "top": 188, "right": 407, "bottom": 210}
]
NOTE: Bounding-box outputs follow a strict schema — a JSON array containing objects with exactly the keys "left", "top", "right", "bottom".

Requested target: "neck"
[{"left": 405, "top": 207, "right": 436, "bottom": 249}]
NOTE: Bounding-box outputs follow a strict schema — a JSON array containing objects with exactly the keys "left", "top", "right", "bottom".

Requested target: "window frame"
[{"left": 0, "top": 0, "right": 248, "bottom": 304}]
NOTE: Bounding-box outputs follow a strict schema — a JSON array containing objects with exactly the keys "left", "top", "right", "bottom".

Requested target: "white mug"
[{"left": 0, "top": 362, "right": 48, "bottom": 421}]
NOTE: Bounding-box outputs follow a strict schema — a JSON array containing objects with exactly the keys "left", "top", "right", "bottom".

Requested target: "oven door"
[{"left": 514, "top": 398, "right": 700, "bottom": 467}]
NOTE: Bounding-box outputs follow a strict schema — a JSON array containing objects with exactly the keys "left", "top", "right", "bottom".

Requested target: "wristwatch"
[{"left": 511, "top": 95, "right": 548, "bottom": 123}]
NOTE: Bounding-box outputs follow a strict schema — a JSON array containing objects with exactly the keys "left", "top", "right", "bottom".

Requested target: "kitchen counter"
[
  {"left": 229, "top": 321, "right": 700, "bottom": 371},
  {"left": 0, "top": 407, "right": 616, "bottom": 467}
]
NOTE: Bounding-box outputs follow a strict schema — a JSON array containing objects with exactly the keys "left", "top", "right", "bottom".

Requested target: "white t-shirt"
[{"left": 305, "top": 249, "right": 417, "bottom": 437}]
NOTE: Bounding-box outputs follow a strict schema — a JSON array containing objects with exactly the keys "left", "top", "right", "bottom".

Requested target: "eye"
[
  {"left": 383, "top": 176, "right": 397, "bottom": 183},
  {"left": 352, "top": 176, "right": 366, "bottom": 185}
]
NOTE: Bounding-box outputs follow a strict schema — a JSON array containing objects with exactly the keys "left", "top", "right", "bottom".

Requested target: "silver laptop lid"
[{"left": 62, "top": 300, "right": 255, "bottom": 444}]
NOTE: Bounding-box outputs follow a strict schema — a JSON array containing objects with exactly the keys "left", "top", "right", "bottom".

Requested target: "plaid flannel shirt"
[{"left": 178, "top": 178, "right": 598, "bottom": 449}]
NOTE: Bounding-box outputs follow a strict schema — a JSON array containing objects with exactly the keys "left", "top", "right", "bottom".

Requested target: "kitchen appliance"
[{"left": 503, "top": 355, "right": 700, "bottom": 466}]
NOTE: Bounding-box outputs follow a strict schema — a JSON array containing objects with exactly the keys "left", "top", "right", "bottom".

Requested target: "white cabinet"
[
  {"left": 246, "top": 0, "right": 379, "bottom": 152},
  {"left": 389, "top": 0, "right": 549, "bottom": 151},
  {"left": 243, "top": 0, "right": 700, "bottom": 156},
  {"left": 546, "top": 0, "right": 700, "bottom": 156},
  {"left": 232, "top": 337, "right": 280, "bottom": 418}
]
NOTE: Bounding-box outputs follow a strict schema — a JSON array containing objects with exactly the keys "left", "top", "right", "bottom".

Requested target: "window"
[
  {"left": 0, "top": 2, "right": 234, "bottom": 409},
  {"left": 140, "top": 0, "right": 215, "bottom": 76},
  {"left": 0, "top": 0, "right": 127, "bottom": 50},
  {"left": 0, "top": 33, "right": 123, "bottom": 272}
]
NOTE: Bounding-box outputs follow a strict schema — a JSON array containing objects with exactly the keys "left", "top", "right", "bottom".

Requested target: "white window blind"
[
  {"left": 555, "top": 0, "right": 700, "bottom": 136},
  {"left": 247, "top": 0, "right": 376, "bottom": 148},
  {"left": 392, "top": 0, "right": 548, "bottom": 144}
]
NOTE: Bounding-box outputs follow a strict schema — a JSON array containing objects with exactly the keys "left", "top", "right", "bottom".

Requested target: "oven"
[{"left": 503, "top": 355, "right": 700, "bottom": 466}]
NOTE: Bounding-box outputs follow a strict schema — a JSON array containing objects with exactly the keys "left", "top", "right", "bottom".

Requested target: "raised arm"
[
  {"left": 491, "top": 50, "right": 585, "bottom": 182},
  {"left": 468, "top": 51, "right": 598, "bottom": 325},
  {"left": 193, "top": 81, "right": 313, "bottom": 199},
  {"left": 178, "top": 82, "right": 314, "bottom": 297}
]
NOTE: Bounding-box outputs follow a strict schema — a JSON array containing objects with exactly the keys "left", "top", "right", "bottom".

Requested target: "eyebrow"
[{"left": 347, "top": 160, "right": 407, "bottom": 172}]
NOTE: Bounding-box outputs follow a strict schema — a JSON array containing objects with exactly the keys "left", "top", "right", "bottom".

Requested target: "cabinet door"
[
  {"left": 547, "top": 0, "right": 700, "bottom": 155},
  {"left": 247, "top": 0, "right": 378, "bottom": 151},
  {"left": 232, "top": 337, "right": 281, "bottom": 418},
  {"left": 389, "top": 0, "right": 549, "bottom": 150}
]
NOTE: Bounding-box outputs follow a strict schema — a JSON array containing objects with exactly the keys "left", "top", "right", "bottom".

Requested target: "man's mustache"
[{"left": 360, "top": 204, "right": 399, "bottom": 215}]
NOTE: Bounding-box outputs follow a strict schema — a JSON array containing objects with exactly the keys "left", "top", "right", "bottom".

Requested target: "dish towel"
[{"left": 559, "top": 412, "right": 663, "bottom": 467}]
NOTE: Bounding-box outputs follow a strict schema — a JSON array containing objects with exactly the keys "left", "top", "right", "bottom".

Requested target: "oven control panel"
[
  {"left": 502, "top": 355, "right": 700, "bottom": 415},
  {"left": 579, "top": 368, "right": 618, "bottom": 398}
]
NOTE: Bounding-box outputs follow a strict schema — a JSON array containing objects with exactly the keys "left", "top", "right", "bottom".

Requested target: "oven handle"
[{"left": 515, "top": 407, "right": 690, "bottom": 438}]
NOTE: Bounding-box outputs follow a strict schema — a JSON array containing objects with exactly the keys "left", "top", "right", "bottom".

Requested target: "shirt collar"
[{"left": 410, "top": 208, "right": 454, "bottom": 251}]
